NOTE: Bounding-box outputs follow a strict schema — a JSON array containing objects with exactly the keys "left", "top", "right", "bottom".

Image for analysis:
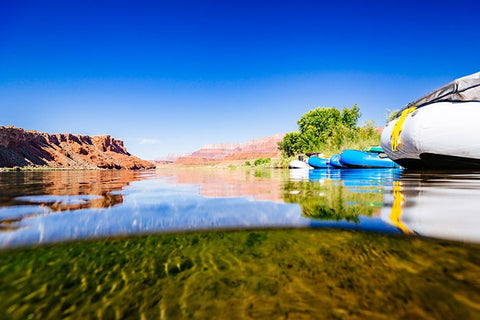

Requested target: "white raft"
[
  {"left": 381, "top": 71, "right": 480, "bottom": 169},
  {"left": 289, "top": 159, "right": 312, "bottom": 169}
]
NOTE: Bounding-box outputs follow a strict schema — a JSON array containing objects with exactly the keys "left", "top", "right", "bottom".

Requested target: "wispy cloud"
[{"left": 139, "top": 138, "right": 162, "bottom": 145}]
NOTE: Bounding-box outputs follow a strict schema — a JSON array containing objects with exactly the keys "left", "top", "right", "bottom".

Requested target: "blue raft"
[
  {"left": 339, "top": 149, "right": 400, "bottom": 168},
  {"left": 308, "top": 156, "right": 330, "bottom": 168},
  {"left": 329, "top": 154, "right": 344, "bottom": 168}
]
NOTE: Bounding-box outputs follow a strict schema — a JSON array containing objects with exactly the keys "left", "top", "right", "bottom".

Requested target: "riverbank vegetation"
[
  {"left": 278, "top": 105, "right": 380, "bottom": 158},
  {"left": 244, "top": 157, "right": 271, "bottom": 167}
]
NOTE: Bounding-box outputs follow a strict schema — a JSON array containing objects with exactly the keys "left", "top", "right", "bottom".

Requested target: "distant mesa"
[
  {"left": 0, "top": 126, "right": 155, "bottom": 170},
  {"left": 153, "top": 152, "right": 191, "bottom": 165},
  {"left": 172, "top": 133, "right": 285, "bottom": 165}
]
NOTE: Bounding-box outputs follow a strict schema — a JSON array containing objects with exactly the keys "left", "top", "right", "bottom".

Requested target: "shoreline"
[{"left": 0, "top": 166, "right": 155, "bottom": 172}]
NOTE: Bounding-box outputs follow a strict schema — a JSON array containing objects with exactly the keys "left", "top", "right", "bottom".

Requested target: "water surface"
[{"left": 1, "top": 167, "right": 480, "bottom": 247}]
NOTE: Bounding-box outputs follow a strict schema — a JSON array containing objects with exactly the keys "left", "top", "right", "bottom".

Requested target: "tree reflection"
[{"left": 283, "top": 177, "right": 384, "bottom": 223}]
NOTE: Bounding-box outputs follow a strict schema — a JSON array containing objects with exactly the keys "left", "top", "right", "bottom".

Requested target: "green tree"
[
  {"left": 278, "top": 105, "right": 377, "bottom": 158},
  {"left": 297, "top": 107, "right": 342, "bottom": 138},
  {"left": 278, "top": 132, "right": 300, "bottom": 157},
  {"left": 298, "top": 125, "right": 323, "bottom": 153},
  {"left": 341, "top": 104, "right": 361, "bottom": 129}
]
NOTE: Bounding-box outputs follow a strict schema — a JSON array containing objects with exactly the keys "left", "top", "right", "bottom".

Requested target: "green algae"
[{"left": 0, "top": 229, "right": 479, "bottom": 320}]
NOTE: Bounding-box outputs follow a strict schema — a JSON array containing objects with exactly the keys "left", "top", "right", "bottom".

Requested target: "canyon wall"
[
  {"left": 175, "top": 133, "right": 285, "bottom": 165},
  {"left": 0, "top": 126, "right": 155, "bottom": 169}
]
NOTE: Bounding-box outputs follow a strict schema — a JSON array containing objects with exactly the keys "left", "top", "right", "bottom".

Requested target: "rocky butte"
[
  {"left": 0, "top": 126, "right": 155, "bottom": 170},
  {"left": 174, "top": 133, "right": 285, "bottom": 165}
]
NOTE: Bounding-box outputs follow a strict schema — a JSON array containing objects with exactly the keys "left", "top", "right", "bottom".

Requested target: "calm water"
[
  {"left": 0, "top": 168, "right": 480, "bottom": 248},
  {"left": 1, "top": 167, "right": 479, "bottom": 247},
  {"left": 1, "top": 167, "right": 480, "bottom": 319}
]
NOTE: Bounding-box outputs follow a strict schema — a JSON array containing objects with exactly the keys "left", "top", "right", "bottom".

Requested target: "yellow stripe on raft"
[
  {"left": 390, "top": 181, "right": 412, "bottom": 235},
  {"left": 390, "top": 107, "right": 416, "bottom": 152}
]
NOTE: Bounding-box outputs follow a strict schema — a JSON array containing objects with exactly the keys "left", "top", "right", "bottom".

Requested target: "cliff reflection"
[
  {"left": 0, "top": 170, "right": 151, "bottom": 229},
  {"left": 155, "top": 167, "right": 286, "bottom": 202}
]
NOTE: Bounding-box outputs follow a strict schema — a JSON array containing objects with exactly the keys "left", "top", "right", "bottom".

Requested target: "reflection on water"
[
  {"left": 1, "top": 168, "right": 480, "bottom": 319},
  {"left": 286, "top": 169, "right": 401, "bottom": 224},
  {"left": 155, "top": 166, "right": 287, "bottom": 202},
  {"left": 0, "top": 170, "right": 153, "bottom": 208},
  {"left": 381, "top": 171, "right": 480, "bottom": 243},
  {"left": 0, "top": 170, "right": 153, "bottom": 233},
  {"left": 0, "top": 167, "right": 480, "bottom": 247}
]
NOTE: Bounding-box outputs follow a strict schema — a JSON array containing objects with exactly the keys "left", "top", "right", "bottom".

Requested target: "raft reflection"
[
  {"left": 290, "top": 168, "right": 480, "bottom": 243},
  {"left": 381, "top": 170, "right": 480, "bottom": 243},
  {"left": 287, "top": 168, "right": 400, "bottom": 222}
]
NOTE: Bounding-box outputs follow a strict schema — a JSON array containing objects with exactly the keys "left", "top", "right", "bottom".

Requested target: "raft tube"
[
  {"left": 339, "top": 149, "right": 400, "bottom": 168},
  {"left": 329, "top": 154, "right": 344, "bottom": 168},
  {"left": 308, "top": 156, "right": 331, "bottom": 168},
  {"left": 381, "top": 101, "right": 480, "bottom": 169}
]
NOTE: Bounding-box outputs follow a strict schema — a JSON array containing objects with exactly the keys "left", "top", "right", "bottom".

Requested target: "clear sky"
[{"left": 1, "top": 0, "right": 479, "bottom": 159}]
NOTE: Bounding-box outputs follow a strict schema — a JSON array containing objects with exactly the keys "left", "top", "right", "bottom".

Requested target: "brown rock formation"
[
  {"left": 0, "top": 126, "right": 155, "bottom": 169},
  {"left": 175, "top": 134, "right": 285, "bottom": 165}
]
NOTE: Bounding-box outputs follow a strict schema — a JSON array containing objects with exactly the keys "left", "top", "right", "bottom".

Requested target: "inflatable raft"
[
  {"left": 362, "top": 146, "right": 383, "bottom": 153},
  {"left": 289, "top": 159, "right": 311, "bottom": 169},
  {"left": 339, "top": 149, "right": 400, "bottom": 168},
  {"left": 381, "top": 71, "right": 480, "bottom": 169},
  {"left": 329, "top": 154, "right": 344, "bottom": 168},
  {"left": 308, "top": 156, "right": 330, "bottom": 168}
]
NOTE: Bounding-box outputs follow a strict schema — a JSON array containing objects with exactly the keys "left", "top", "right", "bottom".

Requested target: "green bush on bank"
[
  {"left": 278, "top": 105, "right": 380, "bottom": 158},
  {"left": 254, "top": 158, "right": 270, "bottom": 166},
  {"left": 244, "top": 158, "right": 271, "bottom": 167}
]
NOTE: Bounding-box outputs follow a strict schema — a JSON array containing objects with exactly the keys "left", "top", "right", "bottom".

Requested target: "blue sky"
[{"left": 1, "top": 1, "right": 479, "bottom": 159}]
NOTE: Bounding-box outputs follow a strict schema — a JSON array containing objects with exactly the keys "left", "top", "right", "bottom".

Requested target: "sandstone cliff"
[
  {"left": 175, "top": 134, "right": 285, "bottom": 165},
  {"left": 0, "top": 126, "right": 155, "bottom": 169}
]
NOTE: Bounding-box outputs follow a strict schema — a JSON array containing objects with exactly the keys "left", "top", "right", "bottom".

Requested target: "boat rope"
[
  {"left": 390, "top": 181, "right": 412, "bottom": 234},
  {"left": 390, "top": 107, "right": 416, "bottom": 152}
]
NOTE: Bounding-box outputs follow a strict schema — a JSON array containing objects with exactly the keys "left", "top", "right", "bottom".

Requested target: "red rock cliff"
[
  {"left": 0, "top": 126, "right": 155, "bottom": 169},
  {"left": 175, "top": 134, "right": 285, "bottom": 165}
]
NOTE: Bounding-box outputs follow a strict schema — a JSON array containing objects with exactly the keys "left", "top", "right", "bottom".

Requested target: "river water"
[
  {"left": 1, "top": 167, "right": 479, "bottom": 247},
  {"left": 0, "top": 167, "right": 479, "bottom": 319}
]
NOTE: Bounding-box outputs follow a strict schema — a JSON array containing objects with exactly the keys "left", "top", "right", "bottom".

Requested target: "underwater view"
[{"left": 0, "top": 167, "right": 479, "bottom": 319}]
